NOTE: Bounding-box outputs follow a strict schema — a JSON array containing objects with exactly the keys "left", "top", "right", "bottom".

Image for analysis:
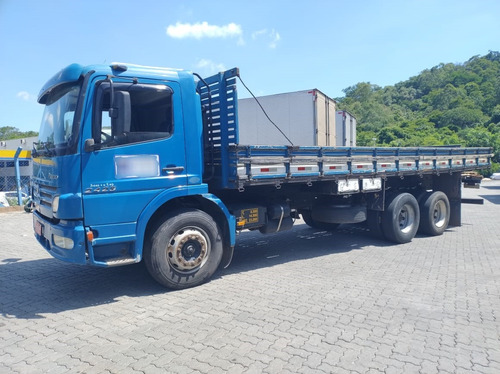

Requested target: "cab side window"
[{"left": 93, "top": 82, "right": 174, "bottom": 147}]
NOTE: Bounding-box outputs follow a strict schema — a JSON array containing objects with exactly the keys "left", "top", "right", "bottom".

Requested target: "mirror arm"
[
  {"left": 107, "top": 75, "right": 118, "bottom": 119},
  {"left": 84, "top": 138, "right": 102, "bottom": 152}
]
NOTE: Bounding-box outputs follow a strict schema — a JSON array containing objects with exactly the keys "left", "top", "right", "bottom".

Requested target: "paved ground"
[{"left": 1, "top": 180, "right": 500, "bottom": 374}]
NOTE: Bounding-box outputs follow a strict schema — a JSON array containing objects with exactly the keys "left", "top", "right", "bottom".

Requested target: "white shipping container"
[
  {"left": 237, "top": 89, "right": 337, "bottom": 146},
  {"left": 335, "top": 110, "right": 357, "bottom": 147}
]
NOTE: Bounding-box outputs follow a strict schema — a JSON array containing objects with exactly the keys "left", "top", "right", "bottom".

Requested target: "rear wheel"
[
  {"left": 144, "top": 209, "right": 223, "bottom": 289},
  {"left": 419, "top": 191, "right": 450, "bottom": 236},
  {"left": 300, "top": 210, "right": 340, "bottom": 231},
  {"left": 381, "top": 193, "right": 420, "bottom": 244}
]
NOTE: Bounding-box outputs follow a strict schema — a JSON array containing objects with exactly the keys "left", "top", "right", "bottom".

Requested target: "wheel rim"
[
  {"left": 432, "top": 200, "right": 447, "bottom": 228},
  {"left": 399, "top": 204, "right": 416, "bottom": 234},
  {"left": 167, "top": 227, "right": 211, "bottom": 273}
]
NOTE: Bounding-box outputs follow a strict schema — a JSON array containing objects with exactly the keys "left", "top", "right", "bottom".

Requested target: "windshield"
[{"left": 36, "top": 83, "right": 81, "bottom": 156}]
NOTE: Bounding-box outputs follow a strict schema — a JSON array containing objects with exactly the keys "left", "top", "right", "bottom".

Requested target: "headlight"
[
  {"left": 52, "top": 195, "right": 60, "bottom": 213},
  {"left": 53, "top": 234, "right": 74, "bottom": 249}
]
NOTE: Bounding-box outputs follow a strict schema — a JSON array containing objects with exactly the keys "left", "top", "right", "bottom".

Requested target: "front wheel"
[
  {"left": 381, "top": 193, "right": 420, "bottom": 244},
  {"left": 144, "top": 209, "right": 223, "bottom": 289}
]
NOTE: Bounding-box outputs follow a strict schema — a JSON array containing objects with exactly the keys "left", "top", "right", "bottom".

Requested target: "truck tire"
[
  {"left": 418, "top": 191, "right": 450, "bottom": 236},
  {"left": 367, "top": 209, "right": 385, "bottom": 239},
  {"left": 300, "top": 210, "right": 340, "bottom": 231},
  {"left": 381, "top": 193, "right": 420, "bottom": 244},
  {"left": 144, "top": 209, "right": 223, "bottom": 289}
]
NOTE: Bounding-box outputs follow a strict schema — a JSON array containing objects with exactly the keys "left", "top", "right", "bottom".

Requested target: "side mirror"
[
  {"left": 111, "top": 91, "right": 131, "bottom": 136},
  {"left": 84, "top": 138, "right": 96, "bottom": 152}
]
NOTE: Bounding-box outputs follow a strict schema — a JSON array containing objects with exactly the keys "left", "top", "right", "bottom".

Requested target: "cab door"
[{"left": 81, "top": 79, "right": 187, "bottom": 227}]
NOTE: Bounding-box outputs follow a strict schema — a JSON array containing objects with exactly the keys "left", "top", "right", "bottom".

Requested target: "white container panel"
[
  {"left": 335, "top": 110, "right": 357, "bottom": 146},
  {"left": 238, "top": 89, "right": 336, "bottom": 147}
]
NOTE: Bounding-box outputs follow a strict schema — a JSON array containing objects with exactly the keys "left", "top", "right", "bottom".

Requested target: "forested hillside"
[
  {"left": 0, "top": 126, "right": 38, "bottom": 140},
  {"left": 336, "top": 51, "right": 500, "bottom": 172}
]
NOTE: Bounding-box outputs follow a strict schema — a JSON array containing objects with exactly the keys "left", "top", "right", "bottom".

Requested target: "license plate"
[
  {"left": 362, "top": 178, "right": 382, "bottom": 191},
  {"left": 338, "top": 179, "right": 360, "bottom": 193},
  {"left": 34, "top": 220, "right": 44, "bottom": 236}
]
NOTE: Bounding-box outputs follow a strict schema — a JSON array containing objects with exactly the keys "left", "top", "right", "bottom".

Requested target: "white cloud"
[
  {"left": 252, "top": 29, "right": 267, "bottom": 40},
  {"left": 250, "top": 28, "right": 281, "bottom": 49},
  {"left": 195, "top": 59, "right": 227, "bottom": 74},
  {"left": 269, "top": 29, "right": 281, "bottom": 49},
  {"left": 17, "top": 91, "right": 31, "bottom": 101},
  {"left": 166, "top": 22, "right": 242, "bottom": 39},
  {"left": 237, "top": 35, "right": 245, "bottom": 46}
]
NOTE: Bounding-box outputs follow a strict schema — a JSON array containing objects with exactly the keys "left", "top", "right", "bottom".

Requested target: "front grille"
[{"left": 33, "top": 181, "right": 57, "bottom": 211}]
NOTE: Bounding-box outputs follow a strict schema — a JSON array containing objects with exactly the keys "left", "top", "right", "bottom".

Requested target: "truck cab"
[{"left": 32, "top": 63, "right": 234, "bottom": 279}]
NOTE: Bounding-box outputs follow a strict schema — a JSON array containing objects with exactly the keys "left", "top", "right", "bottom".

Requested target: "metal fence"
[{"left": 0, "top": 159, "right": 31, "bottom": 206}]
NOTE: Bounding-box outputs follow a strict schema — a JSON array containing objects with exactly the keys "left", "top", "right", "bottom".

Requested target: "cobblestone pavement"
[{"left": 1, "top": 181, "right": 500, "bottom": 374}]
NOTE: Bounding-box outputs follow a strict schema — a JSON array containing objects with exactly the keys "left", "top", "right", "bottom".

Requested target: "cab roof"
[{"left": 38, "top": 63, "right": 193, "bottom": 104}]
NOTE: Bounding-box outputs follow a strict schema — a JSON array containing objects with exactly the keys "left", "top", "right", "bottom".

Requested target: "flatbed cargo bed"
[
  {"left": 221, "top": 145, "right": 493, "bottom": 189},
  {"left": 198, "top": 68, "right": 493, "bottom": 190}
]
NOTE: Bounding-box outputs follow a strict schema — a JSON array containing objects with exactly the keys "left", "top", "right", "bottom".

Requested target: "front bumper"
[{"left": 33, "top": 212, "right": 87, "bottom": 264}]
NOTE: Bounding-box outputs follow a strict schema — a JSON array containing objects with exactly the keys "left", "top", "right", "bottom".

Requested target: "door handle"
[{"left": 162, "top": 166, "right": 185, "bottom": 173}]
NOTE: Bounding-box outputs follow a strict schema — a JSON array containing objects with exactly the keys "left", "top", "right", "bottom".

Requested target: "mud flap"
[
  {"left": 433, "top": 173, "right": 461, "bottom": 227},
  {"left": 221, "top": 244, "right": 234, "bottom": 269}
]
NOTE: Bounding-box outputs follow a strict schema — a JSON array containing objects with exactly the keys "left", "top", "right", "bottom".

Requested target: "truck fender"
[
  {"left": 135, "top": 185, "right": 192, "bottom": 258},
  {"left": 200, "top": 193, "right": 236, "bottom": 268},
  {"left": 135, "top": 186, "right": 236, "bottom": 266}
]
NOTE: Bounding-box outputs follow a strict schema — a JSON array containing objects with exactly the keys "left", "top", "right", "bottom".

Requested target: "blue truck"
[{"left": 32, "top": 63, "right": 493, "bottom": 289}]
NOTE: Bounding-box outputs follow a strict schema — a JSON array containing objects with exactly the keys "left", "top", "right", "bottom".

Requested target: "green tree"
[
  {"left": 437, "top": 107, "right": 487, "bottom": 129},
  {"left": 0, "top": 126, "right": 37, "bottom": 140},
  {"left": 335, "top": 52, "right": 500, "bottom": 176},
  {"left": 490, "top": 105, "right": 500, "bottom": 124}
]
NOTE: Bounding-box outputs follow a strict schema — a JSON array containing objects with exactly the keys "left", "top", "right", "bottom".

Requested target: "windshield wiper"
[
  {"left": 44, "top": 143, "right": 54, "bottom": 156},
  {"left": 33, "top": 141, "right": 56, "bottom": 157}
]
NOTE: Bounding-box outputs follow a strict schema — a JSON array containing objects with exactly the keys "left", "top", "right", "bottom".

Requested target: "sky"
[{"left": 0, "top": 0, "right": 499, "bottom": 132}]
